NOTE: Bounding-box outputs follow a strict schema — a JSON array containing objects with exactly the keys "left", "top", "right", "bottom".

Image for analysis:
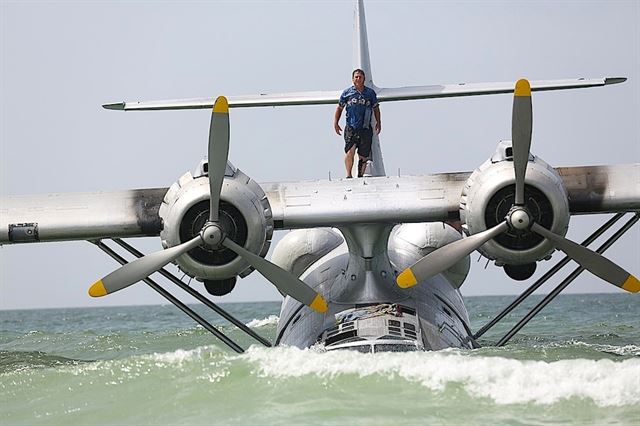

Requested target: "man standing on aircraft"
[{"left": 334, "top": 69, "right": 381, "bottom": 178}]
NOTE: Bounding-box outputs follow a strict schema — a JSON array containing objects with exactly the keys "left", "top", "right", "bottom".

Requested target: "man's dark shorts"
[{"left": 344, "top": 125, "right": 373, "bottom": 158}]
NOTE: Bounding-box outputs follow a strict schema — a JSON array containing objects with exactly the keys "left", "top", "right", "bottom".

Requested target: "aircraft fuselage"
[{"left": 273, "top": 223, "right": 474, "bottom": 351}]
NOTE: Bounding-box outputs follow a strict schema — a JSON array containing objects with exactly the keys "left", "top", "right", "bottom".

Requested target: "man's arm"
[
  {"left": 373, "top": 105, "right": 381, "bottom": 134},
  {"left": 334, "top": 105, "right": 344, "bottom": 135}
]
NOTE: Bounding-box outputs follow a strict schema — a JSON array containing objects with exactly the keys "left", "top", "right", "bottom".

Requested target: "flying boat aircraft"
[{"left": 1, "top": 0, "right": 638, "bottom": 353}]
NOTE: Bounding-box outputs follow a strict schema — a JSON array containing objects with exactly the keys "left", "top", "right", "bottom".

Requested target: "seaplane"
[{"left": 1, "top": 0, "right": 638, "bottom": 354}]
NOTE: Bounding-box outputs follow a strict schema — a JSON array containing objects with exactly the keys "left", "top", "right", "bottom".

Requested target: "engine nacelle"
[
  {"left": 158, "top": 161, "right": 273, "bottom": 283},
  {"left": 388, "top": 223, "right": 470, "bottom": 288},
  {"left": 459, "top": 141, "right": 570, "bottom": 266},
  {"left": 271, "top": 228, "right": 345, "bottom": 279}
]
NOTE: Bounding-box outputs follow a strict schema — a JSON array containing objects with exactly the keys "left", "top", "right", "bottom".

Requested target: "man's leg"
[
  {"left": 357, "top": 156, "right": 369, "bottom": 177},
  {"left": 357, "top": 128, "right": 373, "bottom": 178},
  {"left": 345, "top": 145, "right": 356, "bottom": 178}
]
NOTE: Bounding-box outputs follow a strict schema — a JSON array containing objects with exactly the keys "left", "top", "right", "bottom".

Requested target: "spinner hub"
[{"left": 485, "top": 184, "right": 553, "bottom": 251}]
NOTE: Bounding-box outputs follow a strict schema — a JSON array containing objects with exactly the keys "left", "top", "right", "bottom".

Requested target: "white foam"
[
  {"left": 245, "top": 315, "right": 279, "bottom": 328},
  {"left": 600, "top": 344, "right": 640, "bottom": 357},
  {"left": 150, "top": 347, "right": 205, "bottom": 364},
  {"left": 541, "top": 340, "right": 640, "bottom": 357},
  {"left": 241, "top": 346, "right": 640, "bottom": 407},
  {"left": 569, "top": 341, "right": 640, "bottom": 357}
]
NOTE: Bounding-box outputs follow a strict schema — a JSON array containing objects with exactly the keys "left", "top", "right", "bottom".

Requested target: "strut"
[
  {"left": 91, "top": 239, "right": 272, "bottom": 353},
  {"left": 111, "top": 238, "right": 272, "bottom": 347},
  {"left": 472, "top": 212, "right": 638, "bottom": 345}
]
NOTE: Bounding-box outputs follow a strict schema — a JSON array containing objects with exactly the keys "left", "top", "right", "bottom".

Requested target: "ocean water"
[{"left": 1, "top": 293, "right": 638, "bottom": 425}]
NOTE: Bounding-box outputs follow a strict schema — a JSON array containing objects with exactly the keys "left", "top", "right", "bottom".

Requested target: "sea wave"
[
  {"left": 570, "top": 342, "right": 640, "bottom": 357},
  {"left": 241, "top": 346, "right": 640, "bottom": 407},
  {"left": 0, "top": 350, "right": 88, "bottom": 374}
]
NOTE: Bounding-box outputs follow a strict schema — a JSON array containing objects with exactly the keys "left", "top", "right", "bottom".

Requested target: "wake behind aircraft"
[{"left": 1, "top": 0, "right": 638, "bottom": 353}]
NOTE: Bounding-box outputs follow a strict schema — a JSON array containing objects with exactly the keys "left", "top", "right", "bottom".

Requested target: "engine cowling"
[
  {"left": 158, "top": 161, "right": 274, "bottom": 284},
  {"left": 459, "top": 141, "right": 569, "bottom": 266}
]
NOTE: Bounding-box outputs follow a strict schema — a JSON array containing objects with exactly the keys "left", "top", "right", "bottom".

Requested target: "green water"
[{"left": 1, "top": 294, "right": 638, "bottom": 425}]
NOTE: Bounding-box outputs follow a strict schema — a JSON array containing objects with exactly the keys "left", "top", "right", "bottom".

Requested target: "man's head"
[{"left": 352, "top": 69, "right": 366, "bottom": 90}]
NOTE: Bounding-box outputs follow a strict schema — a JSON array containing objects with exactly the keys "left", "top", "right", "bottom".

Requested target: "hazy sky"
[{"left": 1, "top": 0, "right": 638, "bottom": 310}]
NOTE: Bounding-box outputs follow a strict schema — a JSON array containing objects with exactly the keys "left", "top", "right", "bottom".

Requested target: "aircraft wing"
[
  {"left": 1, "top": 164, "right": 637, "bottom": 245},
  {"left": 0, "top": 189, "right": 166, "bottom": 244},
  {"left": 102, "top": 78, "right": 625, "bottom": 111}
]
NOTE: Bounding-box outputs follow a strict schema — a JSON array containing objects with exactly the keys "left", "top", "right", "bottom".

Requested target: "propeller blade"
[
  {"left": 208, "top": 96, "right": 230, "bottom": 222},
  {"left": 88, "top": 235, "right": 203, "bottom": 297},
  {"left": 530, "top": 222, "right": 639, "bottom": 293},
  {"left": 397, "top": 221, "right": 509, "bottom": 288},
  {"left": 512, "top": 79, "right": 533, "bottom": 205},
  {"left": 221, "top": 238, "right": 328, "bottom": 313}
]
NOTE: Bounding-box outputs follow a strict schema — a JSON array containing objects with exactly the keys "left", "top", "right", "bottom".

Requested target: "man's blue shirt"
[{"left": 339, "top": 86, "right": 379, "bottom": 129}]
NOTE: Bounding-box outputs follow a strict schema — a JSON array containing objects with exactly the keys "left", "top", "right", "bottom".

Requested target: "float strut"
[
  {"left": 496, "top": 213, "right": 639, "bottom": 346},
  {"left": 473, "top": 212, "right": 626, "bottom": 340},
  {"left": 112, "top": 238, "right": 272, "bottom": 347},
  {"left": 92, "top": 240, "right": 245, "bottom": 354}
]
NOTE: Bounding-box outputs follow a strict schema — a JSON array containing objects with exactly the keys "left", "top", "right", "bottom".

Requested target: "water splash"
[
  {"left": 241, "top": 346, "right": 640, "bottom": 407},
  {"left": 245, "top": 315, "right": 279, "bottom": 328}
]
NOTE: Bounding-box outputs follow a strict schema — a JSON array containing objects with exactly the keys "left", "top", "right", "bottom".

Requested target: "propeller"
[
  {"left": 208, "top": 97, "right": 229, "bottom": 222},
  {"left": 397, "top": 79, "right": 639, "bottom": 293},
  {"left": 89, "top": 96, "right": 329, "bottom": 313},
  {"left": 512, "top": 79, "right": 532, "bottom": 206}
]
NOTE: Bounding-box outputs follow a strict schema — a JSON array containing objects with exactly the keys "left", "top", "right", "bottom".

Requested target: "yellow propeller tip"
[
  {"left": 88, "top": 279, "right": 108, "bottom": 297},
  {"left": 622, "top": 275, "right": 640, "bottom": 293},
  {"left": 213, "top": 96, "right": 229, "bottom": 113},
  {"left": 514, "top": 79, "right": 531, "bottom": 97},
  {"left": 310, "top": 294, "right": 328, "bottom": 313},
  {"left": 396, "top": 269, "right": 418, "bottom": 288}
]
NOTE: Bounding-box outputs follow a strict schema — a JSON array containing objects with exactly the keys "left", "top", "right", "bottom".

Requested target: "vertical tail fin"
[
  {"left": 353, "top": 0, "right": 385, "bottom": 177},
  {"left": 353, "top": 0, "right": 376, "bottom": 90}
]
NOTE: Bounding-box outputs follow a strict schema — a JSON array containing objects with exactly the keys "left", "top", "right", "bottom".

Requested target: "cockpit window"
[
  {"left": 332, "top": 344, "right": 373, "bottom": 354},
  {"left": 351, "top": 345, "right": 374, "bottom": 354},
  {"left": 320, "top": 303, "right": 423, "bottom": 351},
  {"left": 373, "top": 344, "right": 419, "bottom": 353}
]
